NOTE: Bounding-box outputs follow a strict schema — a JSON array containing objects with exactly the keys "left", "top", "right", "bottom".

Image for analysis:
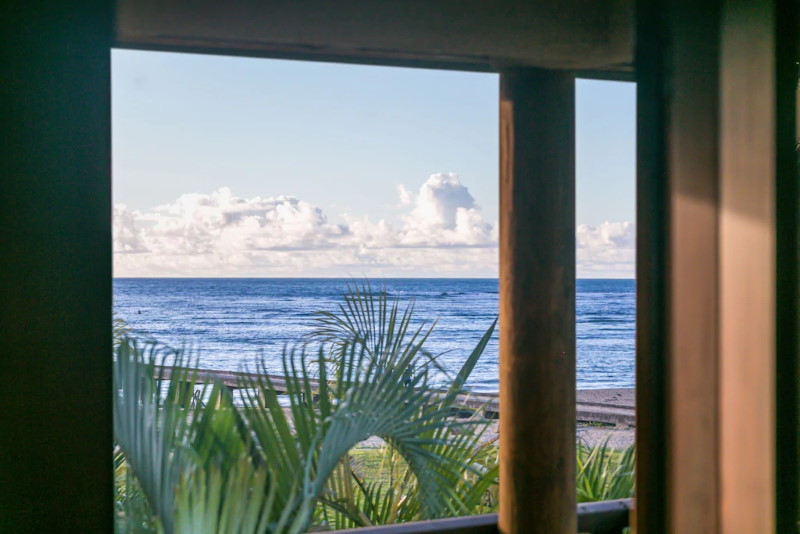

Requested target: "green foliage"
[
  {"left": 114, "top": 285, "right": 498, "bottom": 533},
  {"left": 113, "top": 315, "right": 132, "bottom": 347},
  {"left": 309, "top": 281, "right": 447, "bottom": 378},
  {"left": 319, "top": 427, "right": 499, "bottom": 529},
  {"left": 114, "top": 445, "right": 156, "bottom": 534},
  {"left": 114, "top": 283, "right": 636, "bottom": 533},
  {"left": 114, "top": 342, "right": 272, "bottom": 534},
  {"left": 576, "top": 439, "right": 635, "bottom": 503}
]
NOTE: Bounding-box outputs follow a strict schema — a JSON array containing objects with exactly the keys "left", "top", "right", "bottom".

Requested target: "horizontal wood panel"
[{"left": 116, "top": 0, "right": 633, "bottom": 72}]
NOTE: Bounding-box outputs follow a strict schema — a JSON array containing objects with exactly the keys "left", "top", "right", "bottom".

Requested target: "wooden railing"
[
  {"left": 576, "top": 499, "right": 632, "bottom": 534},
  {"left": 327, "top": 499, "right": 632, "bottom": 533}
]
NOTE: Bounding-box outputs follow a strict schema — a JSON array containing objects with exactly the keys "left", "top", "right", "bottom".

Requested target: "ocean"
[{"left": 113, "top": 278, "right": 635, "bottom": 392}]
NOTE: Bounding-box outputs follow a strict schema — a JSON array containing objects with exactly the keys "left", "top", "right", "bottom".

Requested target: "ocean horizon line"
[{"left": 114, "top": 276, "right": 636, "bottom": 281}]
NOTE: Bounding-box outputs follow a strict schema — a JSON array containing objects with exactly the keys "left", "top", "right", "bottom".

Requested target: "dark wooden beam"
[
  {"left": 115, "top": 0, "right": 633, "bottom": 73},
  {"left": 634, "top": 1, "right": 670, "bottom": 531},
  {"left": 0, "top": 0, "right": 113, "bottom": 531},
  {"left": 499, "top": 68, "right": 576, "bottom": 533}
]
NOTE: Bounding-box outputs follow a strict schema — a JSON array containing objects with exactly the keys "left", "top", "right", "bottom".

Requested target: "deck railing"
[{"left": 328, "top": 499, "right": 632, "bottom": 533}]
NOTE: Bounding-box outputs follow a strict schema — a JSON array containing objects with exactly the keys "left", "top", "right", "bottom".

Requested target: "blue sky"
[{"left": 112, "top": 50, "right": 635, "bottom": 278}]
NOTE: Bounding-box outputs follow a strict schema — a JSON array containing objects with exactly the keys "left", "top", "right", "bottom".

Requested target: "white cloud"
[
  {"left": 398, "top": 173, "right": 493, "bottom": 247},
  {"left": 113, "top": 204, "right": 147, "bottom": 253},
  {"left": 114, "top": 175, "right": 634, "bottom": 277},
  {"left": 396, "top": 184, "right": 414, "bottom": 206},
  {"left": 137, "top": 187, "right": 347, "bottom": 253},
  {"left": 576, "top": 221, "right": 636, "bottom": 277}
]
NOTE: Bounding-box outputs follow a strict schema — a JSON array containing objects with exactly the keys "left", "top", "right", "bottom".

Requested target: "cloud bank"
[
  {"left": 576, "top": 221, "right": 635, "bottom": 278},
  {"left": 114, "top": 173, "right": 633, "bottom": 277}
]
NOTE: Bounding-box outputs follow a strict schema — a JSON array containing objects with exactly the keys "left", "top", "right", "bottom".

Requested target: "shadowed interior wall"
[{"left": 0, "top": 0, "right": 113, "bottom": 530}]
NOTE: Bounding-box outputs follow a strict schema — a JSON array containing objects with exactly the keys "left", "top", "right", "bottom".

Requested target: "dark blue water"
[{"left": 113, "top": 278, "right": 635, "bottom": 392}]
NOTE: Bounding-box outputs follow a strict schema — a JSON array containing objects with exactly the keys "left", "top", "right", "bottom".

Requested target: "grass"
[
  {"left": 351, "top": 438, "right": 635, "bottom": 506},
  {"left": 349, "top": 448, "right": 393, "bottom": 488},
  {"left": 576, "top": 439, "right": 635, "bottom": 503}
]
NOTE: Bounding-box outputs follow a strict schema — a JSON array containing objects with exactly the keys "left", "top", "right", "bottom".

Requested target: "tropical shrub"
[
  {"left": 576, "top": 438, "right": 635, "bottom": 503},
  {"left": 114, "top": 285, "right": 497, "bottom": 533}
]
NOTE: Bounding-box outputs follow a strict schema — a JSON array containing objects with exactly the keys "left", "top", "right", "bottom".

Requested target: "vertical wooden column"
[
  {"left": 636, "top": 0, "right": 798, "bottom": 532},
  {"left": 498, "top": 68, "right": 576, "bottom": 534},
  {"left": 0, "top": 0, "right": 113, "bottom": 531}
]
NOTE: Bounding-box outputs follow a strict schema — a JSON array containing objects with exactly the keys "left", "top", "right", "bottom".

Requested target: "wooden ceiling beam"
[{"left": 116, "top": 0, "right": 633, "bottom": 73}]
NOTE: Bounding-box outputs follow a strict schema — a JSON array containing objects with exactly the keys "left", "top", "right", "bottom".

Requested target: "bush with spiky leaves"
[
  {"left": 113, "top": 284, "right": 497, "bottom": 533},
  {"left": 576, "top": 439, "right": 635, "bottom": 503}
]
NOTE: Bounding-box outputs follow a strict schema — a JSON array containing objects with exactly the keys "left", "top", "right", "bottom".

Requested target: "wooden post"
[
  {"left": 498, "top": 68, "right": 576, "bottom": 534},
  {"left": 635, "top": 0, "right": 798, "bottom": 532}
]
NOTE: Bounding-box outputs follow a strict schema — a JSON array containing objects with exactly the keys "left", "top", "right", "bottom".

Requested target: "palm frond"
[
  {"left": 238, "top": 318, "right": 497, "bottom": 530},
  {"left": 113, "top": 340, "right": 190, "bottom": 533},
  {"left": 173, "top": 457, "right": 277, "bottom": 534},
  {"left": 114, "top": 339, "right": 268, "bottom": 533},
  {"left": 309, "top": 281, "right": 449, "bottom": 379},
  {"left": 113, "top": 315, "right": 132, "bottom": 347}
]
